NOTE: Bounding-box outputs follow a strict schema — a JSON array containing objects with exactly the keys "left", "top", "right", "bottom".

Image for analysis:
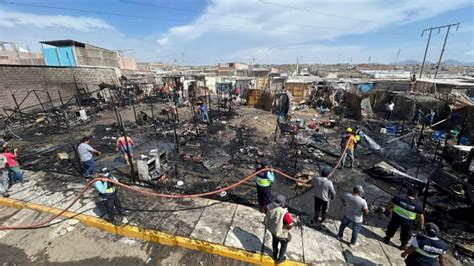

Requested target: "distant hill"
[
  {"left": 443, "top": 60, "right": 474, "bottom": 66},
  {"left": 393, "top": 59, "right": 474, "bottom": 66}
]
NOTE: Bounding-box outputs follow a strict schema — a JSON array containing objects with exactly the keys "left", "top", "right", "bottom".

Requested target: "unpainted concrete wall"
[{"left": 0, "top": 65, "right": 119, "bottom": 112}]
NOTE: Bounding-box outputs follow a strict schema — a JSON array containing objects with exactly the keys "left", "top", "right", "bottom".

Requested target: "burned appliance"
[{"left": 137, "top": 149, "right": 171, "bottom": 181}]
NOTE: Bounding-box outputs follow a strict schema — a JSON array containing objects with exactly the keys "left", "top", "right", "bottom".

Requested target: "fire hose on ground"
[{"left": 0, "top": 141, "right": 350, "bottom": 230}]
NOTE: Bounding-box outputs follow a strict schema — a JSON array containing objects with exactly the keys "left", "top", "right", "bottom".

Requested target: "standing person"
[
  {"left": 337, "top": 185, "right": 369, "bottom": 248},
  {"left": 425, "top": 110, "right": 435, "bottom": 126},
  {"left": 0, "top": 153, "right": 10, "bottom": 197},
  {"left": 401, "top": 222, "right": 448, "bottom": 266},
  {"left": 116, "top": 132, "right": 134, "bottom": 165},
  {"left": 265, "top": 195, "right": 293, "bottom": 264},
  {"left": 78, "top": 137, "right": 101, "bottom": 179},
  {"left": 384, "top": 188, "right": 425, "bottom": 250},
  {"left": 385, "top": 100, "right": 395, "bottom": 120},
  {"left": 94, "top": 168, "right": 128, "bottom": 223},
  {"left": 255, "top": 160, "right": 275, "bottom": 213},
  {"left": 414, "top": 108, "right": 424, "bottom": 126},
  {"left": 1, "top": 147, "right": 23, "bottom": 184},
  {"left": 340, "top": 128, "right": 357, "bottom": 168},
  {"left": 199, "top": 102, "right": 209, "bottom": 123},
  {"left": 313, "top": 167, "right": 336, "bottom": 226}
]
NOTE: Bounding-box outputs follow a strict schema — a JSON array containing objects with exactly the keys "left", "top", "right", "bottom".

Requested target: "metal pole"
[
  {"left": 419, "top": 27, "right": 433, "bottom": 78},
  {"left": 11, "top": 94, "right": 24, "bottom": 121},
  {"left": 58, "top": 90, "right": 81, "bottom": 171},
  {"left": 191, "top": 97, "right": 199, "bottom": 135},
  {"left": 46, "top": 91, "right": 54, "bottom": 108},
  {"left": 131, "top": 99, "right": 137, "bottom": 123},
  {"left": 33, "top": 90, "right": 46, "bottom": 111},
  {"left": 118, "top": 112, "right": 136, "bottom": 182},
  {"left": 150, "top": 101, "right": 157, "bottom": 135},
  {"left": 434, "top": 25, "right": 452, "bottom": 79}
]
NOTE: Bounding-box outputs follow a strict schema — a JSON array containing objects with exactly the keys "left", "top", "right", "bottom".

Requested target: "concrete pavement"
[{"left": 0, "top": 170, "right": 412, "bottom": 265}]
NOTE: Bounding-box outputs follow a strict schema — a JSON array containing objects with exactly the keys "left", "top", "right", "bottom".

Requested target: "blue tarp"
[{"left": 357, "top": 83, "right": 375, "bottom": 93}]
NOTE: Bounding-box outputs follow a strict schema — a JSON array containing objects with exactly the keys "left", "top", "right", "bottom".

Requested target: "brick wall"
[{"left": 0, "top": 65, "right": 119, "bottom": 112}]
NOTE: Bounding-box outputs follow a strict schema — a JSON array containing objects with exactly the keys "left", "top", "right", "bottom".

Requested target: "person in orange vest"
[
  {"left": 116, "top": 132, "right": 134, "bottom": 165},
  {"left": 340, "top": 128, "right": 357, "bottom": 168}
]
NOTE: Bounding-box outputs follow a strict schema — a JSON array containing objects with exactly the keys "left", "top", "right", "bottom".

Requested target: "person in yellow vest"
[
  {"left": 264, "top": 195, "right": 294, "bottom": 264},
  {"left": 340, "top": 128, "right": 357, "bottom": 168},
  {"left": 94, "top": 167, "right": 128, "bottom": 224},
  {"left": 255, "top": 160, "right": 275, "bottom": 213},
  {"left": 384, "top": 188, "right": 424, "bottom": 250}
]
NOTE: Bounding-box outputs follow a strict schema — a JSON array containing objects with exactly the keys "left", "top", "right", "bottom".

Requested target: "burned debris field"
[{"left": 2, "top": 77, "right": 473, "bottom": 264}]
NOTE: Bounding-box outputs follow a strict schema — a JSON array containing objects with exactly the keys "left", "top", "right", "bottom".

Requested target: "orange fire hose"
[{"left": 0, "top": 139, "right": 350, "bottom": 230}]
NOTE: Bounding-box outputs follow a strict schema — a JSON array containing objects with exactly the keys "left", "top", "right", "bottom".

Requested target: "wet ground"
[{"left": 0, "top": 206, "right": 249, "bottom": 266}]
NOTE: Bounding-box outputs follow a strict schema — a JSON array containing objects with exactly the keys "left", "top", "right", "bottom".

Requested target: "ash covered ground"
[{"left": 7, "top": 99, "right": 473, "bottom": 264}]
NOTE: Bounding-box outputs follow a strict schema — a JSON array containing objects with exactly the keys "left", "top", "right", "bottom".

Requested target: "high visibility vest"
[
  {"left": 256, "top": 176, "right": 271, "bottom": 187},
  {"left": 414, "top": 235, "right": 447, "bottom": 259},
  {"left": 103, "top": 176, "right": 118, "bottom": 194},
  {"left": 393, "top": 198, "right": 418, "bottom": 220}
]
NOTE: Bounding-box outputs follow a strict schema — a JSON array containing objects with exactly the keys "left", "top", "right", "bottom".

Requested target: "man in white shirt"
[
  {"left": 385, "top": 100, "right": 395, "bottom": 120},
  {"left": 78, "top": 136, "right": 101, "bottom": 179}
]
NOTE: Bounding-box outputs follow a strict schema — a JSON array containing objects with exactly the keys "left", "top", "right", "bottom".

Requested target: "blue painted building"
[{"left": 40, "top": 40, "right": 120, "bottom": 68}]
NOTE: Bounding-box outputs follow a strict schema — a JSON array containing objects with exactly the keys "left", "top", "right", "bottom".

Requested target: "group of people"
[
  {"left": 0, "top": 135, "right": 25, "bottom": 197},
  {"left": 77, "top": 133, "right": 134, "bottom": 223},
  {"left": 385, "top": 100, "right": 437, "bottom": 127},
  {"left": 256, "top": 161, "right": 448, "bottom": 265}
]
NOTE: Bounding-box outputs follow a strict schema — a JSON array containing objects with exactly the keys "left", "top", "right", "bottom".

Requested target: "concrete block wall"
[{"left": 0, "top": 65, "right": 119, "bottom": 113}]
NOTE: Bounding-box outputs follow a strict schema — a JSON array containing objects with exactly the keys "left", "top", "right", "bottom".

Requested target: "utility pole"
[
  {"left": 419, "top": 23, "right": 460, "bottom": 78},
  {"left": 434, "top": 23, "right": 460, "bottom": 78},
  {"left": 296, "top": 56, "right": 302, "bottom": 75}
]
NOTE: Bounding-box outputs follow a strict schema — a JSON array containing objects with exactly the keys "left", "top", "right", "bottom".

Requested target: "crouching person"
[
  {"left": 265, "top": 195, "right": 293, "bottom": 264},
  {"left": 94, "top": 168, "right": 128, "bottom": 224}
]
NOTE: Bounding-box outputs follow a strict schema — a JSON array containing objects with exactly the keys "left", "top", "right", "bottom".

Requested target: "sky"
[{"left": 0, "top": 0, "right": 473, "bottom": 65}]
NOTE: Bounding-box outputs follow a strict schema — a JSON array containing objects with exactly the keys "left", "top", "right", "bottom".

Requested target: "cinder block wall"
[{"left": 0, "top": 65, "right": 119, "bottom": 113}]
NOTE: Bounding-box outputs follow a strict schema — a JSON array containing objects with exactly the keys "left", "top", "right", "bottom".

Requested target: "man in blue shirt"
[
  {"left": 94, "top": 168, "right": 127, "bottom": 224},
  {"left": 199, "top": 102, "right": 209, "bottom": 123}
]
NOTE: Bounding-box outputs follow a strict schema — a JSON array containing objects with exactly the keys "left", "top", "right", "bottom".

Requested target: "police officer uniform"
[
  {"left": 403, "top": 223, "right": 448, "bottom": 266},
  {"left": 94, "top": 168, "right": 126, "bottom": 223},
  {"left": 256, "top": 161, "right": 275, "bottom": 213},
  {"left": 384, "top": 194, "right": 423, "bottom": 248}
]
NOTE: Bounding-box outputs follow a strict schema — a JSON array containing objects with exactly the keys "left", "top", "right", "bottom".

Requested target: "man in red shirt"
[
  {"left": 264, "top": 195, "right": 294, "bottom": 263},
  {"left": 0, "top": 147, "right": 23, "bottom": 184}
]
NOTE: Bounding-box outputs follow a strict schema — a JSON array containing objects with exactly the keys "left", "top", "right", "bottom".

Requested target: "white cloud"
[
  {"left": 153, "top": 0, "right": 472, "bottom": 64},
  {"left": 0, "top": 8, "right": 111, "bottom": 31},
  {"left": 465, "top": 50, "right": 474, "bottom": 56},
  {"left": 0, "top": 1, "right": 472, "bottom": 64}
]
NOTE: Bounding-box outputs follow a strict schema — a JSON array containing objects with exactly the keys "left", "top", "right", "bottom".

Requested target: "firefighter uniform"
[{"left": 385, "top": 195, "right": 423, "bottom": 247}]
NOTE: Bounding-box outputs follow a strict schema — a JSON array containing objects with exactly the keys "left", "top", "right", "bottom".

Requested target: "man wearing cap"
[
  {"left": 94, "top": 168, "right": 127, "bottom": 223},
  {"left": 401, "top": 222, "right": 448, "bottom": 266},
  {"left": 337, "top": 185, "right": 369, "bottom": 247},
  {"left": 265, "top": 195, "right": 294, "bottom": 264},
  {"left": 313, "top": 167, "right": 336, "bottom": 226},
  {"left": 340, "top": 128, "right": 357, "bottom": 169},
  {"left": 384, "top": 188, "right": 425, "bottom": 250},
  {"left": 255, "top": 160, "right": 275, "bottom": 213}
]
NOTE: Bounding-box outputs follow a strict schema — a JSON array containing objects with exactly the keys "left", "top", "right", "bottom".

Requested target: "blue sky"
[{"left": 0, "top": 0, "right": 473, "bottom": 64}]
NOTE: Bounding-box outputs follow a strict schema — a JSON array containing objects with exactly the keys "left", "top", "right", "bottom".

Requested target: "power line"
[
  {"left": 419, "top": 23, "right": 460, "bottom": 78},
  {"left": 119, "top": 0, "right": 346, "bottom": 31},
  {"left": 258, "top": 0, "right": 375, "bottom": 24},
  {"left": 0, "top": 1, "right": 325, "bottom": 34}
]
